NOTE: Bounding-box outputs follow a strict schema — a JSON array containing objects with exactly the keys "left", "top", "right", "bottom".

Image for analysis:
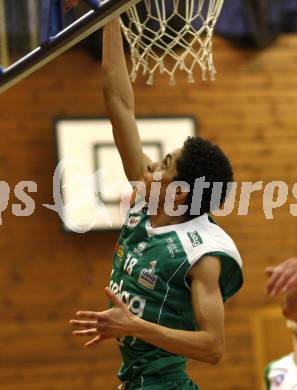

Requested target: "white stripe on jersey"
[{"left": 146, "top": 212, "right": 242, "bottom": 270}]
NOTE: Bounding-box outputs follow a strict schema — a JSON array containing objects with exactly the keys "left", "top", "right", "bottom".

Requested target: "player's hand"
[
  {"left": 64, "top": 0, "right": 80, "bottom": 13},
  {"left": 266, "top": 257, "right": 297, "bottom": 297},
  {"left": 69, "top": 287, "right": 137, "bottom": 347}
]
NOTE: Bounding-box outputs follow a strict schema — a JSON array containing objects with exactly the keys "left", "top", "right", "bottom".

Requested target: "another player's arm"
[
  {"left": 266, "top": 258, "right": 297, "bottom": 321},
  {"left": 282, "top": 289, "right": 297, "bottom": 322},
  {"left": 131, "top": 256, "right": 225, "bottom": 364},
  {"left": 102, "top": 18, "right": 151, "bottom": 183}
]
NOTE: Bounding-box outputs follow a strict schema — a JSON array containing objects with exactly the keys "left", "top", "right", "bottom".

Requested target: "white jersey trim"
[
  {"left": 146, "top": 213, "right": 242, "bottom": 271},
  {"left": 268, "top": 353, "right": 296, "bottom": 373}
]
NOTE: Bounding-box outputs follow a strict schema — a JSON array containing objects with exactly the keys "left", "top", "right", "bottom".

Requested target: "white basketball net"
[{"left": 121, "top": 0, "right": 224, "bottom": 85}]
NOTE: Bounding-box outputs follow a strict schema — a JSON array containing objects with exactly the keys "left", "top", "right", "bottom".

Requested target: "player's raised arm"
[{"left": 102, "top": 18, "right": 151, "bottom": 183}]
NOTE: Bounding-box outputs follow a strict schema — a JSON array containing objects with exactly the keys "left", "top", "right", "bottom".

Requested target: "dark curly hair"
[{"left": 174, "top": 137, "right": 234, "bottom": 218}]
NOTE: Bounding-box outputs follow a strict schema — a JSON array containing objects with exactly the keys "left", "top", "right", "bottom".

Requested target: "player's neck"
[{"left": 148, "top": 209, "right": 189, "bottom": 228}]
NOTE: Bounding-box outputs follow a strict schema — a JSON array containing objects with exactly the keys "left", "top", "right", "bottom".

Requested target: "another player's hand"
[
  {"left": 266, "top": 257, "right": 297, "bottom": 297},
  {"left": 64, "top": 0, "right": 80, "bottom": 12},
  {"left": 69, "top": 287, "right": 137, "bottom": 347}
]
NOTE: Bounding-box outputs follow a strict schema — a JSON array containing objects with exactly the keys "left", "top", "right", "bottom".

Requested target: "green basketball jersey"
[{"left": 109, "top": 202, "right": 243, "bottom": 384}]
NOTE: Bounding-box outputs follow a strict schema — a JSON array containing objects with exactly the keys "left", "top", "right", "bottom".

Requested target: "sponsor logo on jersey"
[
  {"left": 127, "top": 216, "right": 141, "bottom": 229},
  {"left": 114, "top": 242, "right": 124, "bottom": 263},
  {"left": 138, "top": 260, "right": 158, "bottom": 290},
  {"left": 117, "top": 245, "right": 124, "bottom": 259},
  {"left": 133, "top": 241, "right": 147, "bottom": 256},
  {"left": 166, "top": 237, "right": 178, "bottom": 258},
  {"left": 187, "top": 231, "right": 203, "bottom": 247},
  {"left": 109, "top": 279, "right": 146, "bottom": 317}
]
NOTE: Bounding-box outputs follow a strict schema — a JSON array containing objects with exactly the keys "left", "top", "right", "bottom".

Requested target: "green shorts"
[{"left": 119, "top": 374, "right": 200, "bottom": 390}]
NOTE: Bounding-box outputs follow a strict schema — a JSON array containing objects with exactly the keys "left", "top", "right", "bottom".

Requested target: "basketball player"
[
  {"left": 266, "top": 258, "right": 297, "bottom": 322},
  {"left": 264, "top": 319, "right": 297, "bottom": 389},
  {"left": 70, "top": 18, "right": 243, "bottom": 390}
]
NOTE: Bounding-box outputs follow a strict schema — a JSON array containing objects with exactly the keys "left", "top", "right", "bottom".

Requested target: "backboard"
[{"left": 0, "top": 0, "right": 142, "bottom": 94}]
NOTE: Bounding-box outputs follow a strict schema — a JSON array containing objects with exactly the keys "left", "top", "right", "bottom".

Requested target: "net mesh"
[{"left": 121, "top": 0, "right": 224, "bottom": 85}]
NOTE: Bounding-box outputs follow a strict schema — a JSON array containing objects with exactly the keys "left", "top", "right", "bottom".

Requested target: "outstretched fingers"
[
  {"left": 75, "top": 310, "right": 108, "bottom": 320},
  {"left": 73, "top": 328, "right": 98, "bottom": 337},
  {"left": 105, "top": 287, "right": 125, "bottom": 307},
  {"left": 85, "top": 335, "right": 103, "bottom": 347},
  {"left": 265, "top": 267, "right": 274, "bottom": 277},
  {"left": 266, "top": 263, "right": 297, "bottom": 296},
  {"left": 266, "top": 267, "right": 284, "bottom": 296},
  {"left": 70, "top": 320, "right": 98, "bottom": 328},
  {"left": 70, "top": 318, "right": 108, "bottom": 332},
  {"left": 70, "top": 287, "right": 131, "bottom": 347},
  {"left": 270, "top": 271, "right": 291, "bottom": 296},
  {"left": 71, "top": 325, "right": 112, "bottom": 347},
  {"left": 283, "top": 273, "right": 297, "bottom": 292}
]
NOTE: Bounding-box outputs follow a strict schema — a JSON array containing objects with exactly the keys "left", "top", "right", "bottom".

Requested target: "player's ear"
[{"left": 175, "top": 185, "right": 189, "bottom": 202}]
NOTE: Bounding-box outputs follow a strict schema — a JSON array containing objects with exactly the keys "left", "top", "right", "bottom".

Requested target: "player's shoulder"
[
  {"left": 177, "top": 213, "right": 236, "bottom": 245},
  {"left": 174, "top": 213, "right": 242, "bottom": 267},
  {"left": 177, "top": 214, "right": 244, "bottom": 301},
  {"left": 268, "top": 353, "right": 294, "bottom": 371}
]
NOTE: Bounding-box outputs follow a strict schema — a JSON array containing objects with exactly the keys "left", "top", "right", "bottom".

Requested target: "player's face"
[{"left": 143, "top": 148, "right": 183, "bottom": 204}]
